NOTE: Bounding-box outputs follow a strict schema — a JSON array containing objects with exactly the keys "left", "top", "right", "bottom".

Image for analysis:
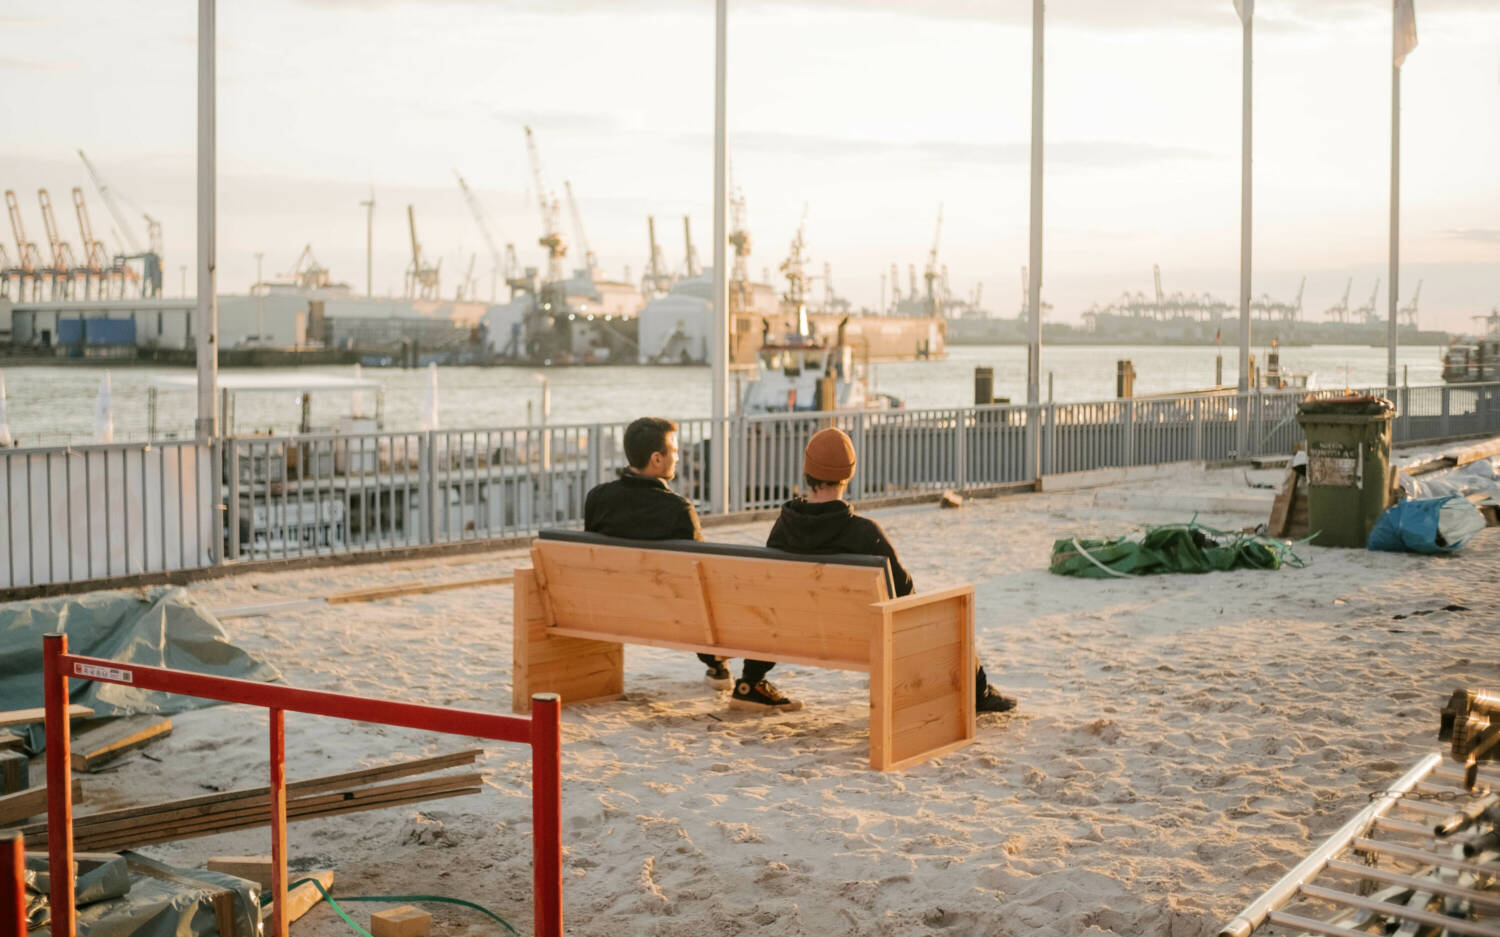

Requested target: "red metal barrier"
[
  {"left": 41, "top": 633, "right": 563, "bottom": 937},
  {"left": 2, "top": 831, "right": 25, "bottom": 936}
]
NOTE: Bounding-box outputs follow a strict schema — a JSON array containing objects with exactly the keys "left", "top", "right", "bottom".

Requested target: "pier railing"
[{"left": 4, "top": 381, "right": 1499, "bottom": 591}]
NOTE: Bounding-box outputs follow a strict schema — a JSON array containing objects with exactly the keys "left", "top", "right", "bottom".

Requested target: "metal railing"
[{"left": 4, "top": 382, "right": 1499, "bottom": 591}]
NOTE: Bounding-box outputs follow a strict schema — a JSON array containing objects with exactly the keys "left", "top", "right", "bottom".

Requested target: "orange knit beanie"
[{"left": 803, "top": 428, "right": 856, "bottom": 482}]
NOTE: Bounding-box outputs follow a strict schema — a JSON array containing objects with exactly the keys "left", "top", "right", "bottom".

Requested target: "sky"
[{"left": 2, "top": 0, "right": 1497, "bottom": 331}]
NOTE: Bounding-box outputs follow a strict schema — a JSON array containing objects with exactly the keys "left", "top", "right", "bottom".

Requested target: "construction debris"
[
  {"left": 70, "top": 716, "right": 173, "bottom": 772},
  {"left": 0, "top": 780, "right": 82, "bottom": 826},
  {"left": 371, "top": 904, "right": 434, "bottom": 937},
  {"left": 939, "top": 489, "right": 964, "bottom": 509}
]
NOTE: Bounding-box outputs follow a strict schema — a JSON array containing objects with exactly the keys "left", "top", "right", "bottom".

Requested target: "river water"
[{"left": 0, "top": 343, "right": 1447, "bottom": 445}]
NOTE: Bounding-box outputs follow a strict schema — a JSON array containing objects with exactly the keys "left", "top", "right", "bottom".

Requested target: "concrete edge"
[{"left": 0, "top": 480, "right": 1038, "bottom": 603}]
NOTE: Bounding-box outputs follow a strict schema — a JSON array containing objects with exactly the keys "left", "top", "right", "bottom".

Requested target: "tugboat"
[{"left": 1442, "top": 310, "right": 1500, "bottom": 383}]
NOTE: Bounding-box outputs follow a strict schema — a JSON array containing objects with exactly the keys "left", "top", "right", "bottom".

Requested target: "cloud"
[
  {"left": 493, "top": 108, "right": 622, "bottom": 134},
  {"left": 716, "top": 131, "right": 1216, "bottom": 168},
  {"left": 1443, "top": 228, "right": 1500, "bottom": 244}
]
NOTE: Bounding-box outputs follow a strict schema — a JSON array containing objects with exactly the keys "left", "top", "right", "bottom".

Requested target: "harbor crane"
[
  {"left": 642, "top": 217, "right": 673, "bottom": 296},
  {"left": 4, "top": 189, "right": 44, "bottom": 301},
  {"left": 890, "top": 263, "right": 902, "bottom": 308},
  {"left": 1399, "top": 279, "right": 1422, "bottom": 327},
  {"left": 1323, "top": 278, "right": 1354, "bottom": 323},
  {"left": 523, "top": 126, "right": 567, "bottom": 284},
  {"left": 923, "top": 204, "right": 944, "bottom": 315},
  {"left": 453, "top": 170, "right": 504, "bottom": 302},
  {"left": 682, "top": 215, "right": 701, "bottom": 279},
  {"left": 562, "top": 180, "right": 598, "bottom": 281},
  {"left": 37, "top": 189, "right": 79, "bottom": 300},
  {"left": 1353, "top": 278, "right": 1381, "bottom": 324},
  {"left": 404, "top": 205, "right": 441, "bottom": 300},
  {"left": 77, "top": 149, "right": 163, "bottom": 297},
  {"left": 72, "top": 187, "right": 115, "bottom": 300},
  {"left": 779, "top": 204, "right": 812, "bottom": 310},
  {"left": 283, "top": 244, "right": 334, "bottom": 291},
  {"left": 727, "top": 181, "right": 753, "bottom": 313}
]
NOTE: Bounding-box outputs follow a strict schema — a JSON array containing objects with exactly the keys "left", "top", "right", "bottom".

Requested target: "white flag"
[
  {"left": 1234, "top": 0, "right": 1253, "bottom": 23},
  {"left": 1394, "top": 0, "right": 1418, "bottom": 68}
]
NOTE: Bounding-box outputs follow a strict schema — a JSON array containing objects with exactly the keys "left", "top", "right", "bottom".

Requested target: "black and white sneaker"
[
  {"left": 729, "top": 680, "right": 803, "bottom": 712},
  {"left": 704, "top": 661, "right": 733, "bottom": 691}
]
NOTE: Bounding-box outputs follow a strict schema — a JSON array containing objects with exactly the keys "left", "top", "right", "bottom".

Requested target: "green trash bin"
[{"left": 1295, "top": 395, "right": 1396, "bottom": 547}]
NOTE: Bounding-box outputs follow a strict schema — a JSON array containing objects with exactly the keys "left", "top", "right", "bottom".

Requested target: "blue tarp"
[
  {"left": 0, "top": 587, "right": 281, "bottom": 751},
  {"left": 1368, "top": 495, "right": 1486, "bottom": 554}
]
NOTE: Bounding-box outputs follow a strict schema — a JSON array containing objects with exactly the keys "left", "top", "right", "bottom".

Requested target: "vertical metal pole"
[
  {"left": 195, "top": 0, "right": 218, "bottom": 443},
  {"left": 43, "top": 633, "right": 76, "bottom": 937},
  {"left": 709, "top": 0, "right": 731, "bottom": 515},
  {"left": 1388, "top": 34, "right": 1401, "bottom": 389},
  {"left": 1, "top": 831, "right": 24, "bottom": 937},
  {"left": 1025, "top": 0, "right": 1044, "bottom": 483},
  {"left": 531, "top": 693, "right": 563, "bottom": 937},
  {"left": 1237, "top": 9, "right": 1254, "bottom": 458},
  {"left": 267, "top": 707, "right": 288, "bottom": 937}
]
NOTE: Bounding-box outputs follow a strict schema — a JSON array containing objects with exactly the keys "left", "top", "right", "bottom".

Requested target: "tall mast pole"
[{"left": 709, "top": 0, "right": 730, "bottom": 514}]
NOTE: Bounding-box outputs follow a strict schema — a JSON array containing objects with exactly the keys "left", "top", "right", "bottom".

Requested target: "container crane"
[
  {"left": 4, "top": 189, "right": 44, "bottom": 301},
  {"left": 283, "top": 244, "right": 334, "bottom": 291},
  {"left": 77, "top": 149, "right": 162, "bottom": 297},
  {"left": 37, "top": 189, "right": 79, "bottom": 300},
  {"left": 404, "top": 205, "right": 441, "bottom": 300},
  {"left": 1399, "top": 279, "right": 1422, "bottom": 327},
  {"left": 0, "top": 243, "right": 11, "bottom": 299},
  {"left": 922, "top": 204, "right": 943, "bottom": 314},
  {"left": 1353, "top": 278, "right": 1381, "bottom": 324},
  {"left": 681, "top": 215, "right": 701, "bottom": 279},
  {"left": 562, "top": 180, "right": 597, "bottom": 281},
  {"left": 523, "top": 126, "right": 567, "bottom": 284},
  {"left": 890, "top": 263, "right": 902, "bottom": 308},
  {"left": 642, "top": 217, "right": 673, "bottom": 295},
  {"left": 1323, "top": 278, "right": 1353, "bottom": 323},
  {"left": 779, "top": 204, "right": 811, "bottom": 309},
  {"left": 72, "top": 187, "right": 114, "bottom": 300},
  {"left": 453, "top": 170, "right": 504, "bottom": 302}
]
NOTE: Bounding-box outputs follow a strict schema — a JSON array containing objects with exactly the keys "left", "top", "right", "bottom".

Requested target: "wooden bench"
[{"left": 512, "top": 529, "right": 977, "bottom": 770}]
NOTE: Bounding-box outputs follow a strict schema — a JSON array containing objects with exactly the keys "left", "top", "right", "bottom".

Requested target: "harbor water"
[{"left": 0, "top": 343, "right": 1446, "bottom": 445}]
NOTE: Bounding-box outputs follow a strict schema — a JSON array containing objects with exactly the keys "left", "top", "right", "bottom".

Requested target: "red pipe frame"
[
  {"left": 2, "top": 832, "right": 25, "bottom": 936},
  {"left": 41, "top": 633, "right": 564, "bottom": 937}
]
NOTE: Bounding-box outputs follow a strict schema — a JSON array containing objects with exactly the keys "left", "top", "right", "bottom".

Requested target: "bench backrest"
[{"left": 531, "top": 530, "right": 895, "bottom": 671}]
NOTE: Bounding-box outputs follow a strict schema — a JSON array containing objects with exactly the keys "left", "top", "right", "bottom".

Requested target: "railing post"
[
  {"left": 423, "top": 431, "right": 439, "bottom": 544},
  {"left": 953, "top": 409, "right": 967, "bottom": 491},
  {"left": 226, "top": 437, "right": 240, "bottom": 561},
  {"left": 851, "top": 411, "right": 867, "bottom": 500},
  {"left": 1440, "top": 385, "right": 1451, "bottom": 438},
  {"left": 1122, "top": 400, "right": 1136, "bottom": 467},
  {"left": 1192, "top": 397, "right": 1205, "bottom": 461},
  {"left": 43, "top": 632, "right": 75, "bottom": 937},
  {"left": 1, "top": 831, "right": 23, "bottom": 937},
  {"left": 268, "top": 707, "right": 288, "bottom": 937},
  {"left": 727, "top": 416, "right": 743, "bottom": 513},
  {"left": 210, "top": 436, "right": 223, "bottom": 566},
  {"left": 530, "top": 692, "right": 563, "bottom": 937},
  {"left": 586, "top": 424, "right": 603, "bottom": 493}
]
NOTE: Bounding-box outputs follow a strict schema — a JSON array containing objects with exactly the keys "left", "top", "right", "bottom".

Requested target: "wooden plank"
[
  {"left": 549, "top": 626, "right": 867, "bottom": 673},
  {"left": 870, "top": 605, "right": 897, "bottom": 770},
  {"left": 1268, "top": 469, "right": 1297, "bottom": 536},
  {"left": 691, "top": 560, "right": 719, "bottom": 646},
  {"left": 528, "top": 549, "right": 559, "bottom": 627},
  {"left": 889, "top": 643, "right": 966, "bottom": 710},
  {"left": 71, "top": 716, "right": 173, "bottom": 772},
  {"left": 18, "top": 750, "right": 480, "bottom": 839},
  {"left": 0, "top": 751, "right": 25, "bottom": 795},
  {"left": 889, "top": 696, "right": 965, "bottom": 764},
  {"left": 0, "top": 704, "right": 93, "bottom": 729},
  {"left": 209, "top": 855, "right": 275, "bottom": 889},
  {"left": 0, "top": 779, "right": 82, "bottom": 827},
  {"left": 213, "top": 891, "right": 241, "bottom": 937},
  {"left": 261, "top": 869, "right": 334, "bottom": 926},
  {"left": 514, "top": 567, "right": 623, "bottom": 713},
  {"left": 0, "top": 734, "right": 22, "bottom": 752}
]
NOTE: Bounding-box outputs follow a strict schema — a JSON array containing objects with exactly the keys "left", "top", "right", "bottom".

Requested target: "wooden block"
[
  {"left": 939, "top": 489, "right": 964, "bottom": 509},
  {"left": 0, "top": 751, "right": 26, "bottom": 795},
  {"left": 0, "top": 779, "right": 82, "bottom": 826},
  {"left": 371, "top": 905, "right": 432, "bottom": 937},
  {"left": 71, "top": 716, "right": 172, "bottom": 771},
  {"left": 260, "top": 869, "right": 334, "bottom": 925},
  {"left": 209, "top": 855, "right": 274, "bottom": 890},
  {"left": 0, "top": 734, "right": 23, "bottom": 752},
  {"left": 1267, "top": 469, "right": 1298, "bottom": 536},
  {"left": 0, "top": 705, "right": 93, "bottom": 729}
]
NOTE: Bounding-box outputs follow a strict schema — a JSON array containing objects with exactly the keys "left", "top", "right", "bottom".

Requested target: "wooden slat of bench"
[
  {"left": 548, "top": 626, "right": 868, "bottom": 674},
  {"left": 870, "top": 585, "right": 976, "bottom": 771}
]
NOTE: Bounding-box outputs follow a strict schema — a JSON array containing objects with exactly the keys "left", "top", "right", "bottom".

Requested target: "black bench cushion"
[{"left": 537, "top": 528, "right": 896, "bottom": 596}]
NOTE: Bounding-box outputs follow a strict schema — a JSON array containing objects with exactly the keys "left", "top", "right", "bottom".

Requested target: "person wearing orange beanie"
[{"left": 737, "top": 427, "right": 1018, "bottom": 714}]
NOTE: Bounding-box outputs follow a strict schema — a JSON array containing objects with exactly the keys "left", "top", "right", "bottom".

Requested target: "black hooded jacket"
[
  {"left": 765, "top": 498, "right": 913, "bottom": 597},
  {"left": 584, "top": 468, "right": 703, "bottom": 542}
]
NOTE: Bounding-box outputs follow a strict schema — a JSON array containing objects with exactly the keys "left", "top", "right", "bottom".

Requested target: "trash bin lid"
[{"left": 1296, "top": 394, "right": 1395, "bottom": 417}]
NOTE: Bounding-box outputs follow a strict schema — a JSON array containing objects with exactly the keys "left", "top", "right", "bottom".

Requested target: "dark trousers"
[
  {"left": 696, "top": 653, "right": 722, "bottom": 669},
  {"left": 740, "top": 659, "right": 775, "bottom": 685}
]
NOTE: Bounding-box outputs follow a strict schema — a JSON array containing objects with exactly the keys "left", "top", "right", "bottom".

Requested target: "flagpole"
[
  {"left": 709, "top": 0, "right": 730, "bottom": 514},
  {"left": 195, "top": 0, "right": 218, "bottom": 442},
  {"left": 1026, "top": 0, "right": 1044, "bottom": 482},
  {"left": 1237, "top": 6, "right": 1253, "bottom": 458},
  {"left": 1387, "top": 5, "right": 1401, "bottom": 389}
]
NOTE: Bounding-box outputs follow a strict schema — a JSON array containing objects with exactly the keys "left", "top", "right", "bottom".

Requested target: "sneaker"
[
  {"left": 976, "top": 686, "right": 1018, "bottom": 714},
  {"left": 729, "top": 679, "right": 803, "bottom": 713},
  {"left": 704, "top": 661, "right": 733, "bottom": 691}
]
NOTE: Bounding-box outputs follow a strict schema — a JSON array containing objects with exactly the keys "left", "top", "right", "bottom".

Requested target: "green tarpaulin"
[{"left": 1051, "top": 523, "right": 1303, "bottom": 579}]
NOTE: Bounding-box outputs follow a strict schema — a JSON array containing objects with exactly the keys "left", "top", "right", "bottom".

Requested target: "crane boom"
[
  {"left": 454, "top": 170, "right": 505, "bottom": 302},
  {"left": 4, "top": 190, "right": 39, "bottom": 274},
  {"left": 77, "top": 149, "right": 142, "bottom": 255},
  {"left": 563, "top": 180, "right": 597, "bottom": 278},
  {"left": 523, "top": 126, "right": 566, "bottom": 283}
]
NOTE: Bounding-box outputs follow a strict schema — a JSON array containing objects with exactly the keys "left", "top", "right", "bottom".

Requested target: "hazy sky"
[{"left": 2, "top": 0, "right": 1497, "bottom": 330}]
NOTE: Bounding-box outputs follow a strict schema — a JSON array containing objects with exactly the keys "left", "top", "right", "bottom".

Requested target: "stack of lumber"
[{"left": 18, "top": 750, "right": 483, "bottom": 853}]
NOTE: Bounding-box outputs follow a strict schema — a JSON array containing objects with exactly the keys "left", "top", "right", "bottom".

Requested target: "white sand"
[{"left": 59, "top": 459, "right": 1500, "bottom": 936}]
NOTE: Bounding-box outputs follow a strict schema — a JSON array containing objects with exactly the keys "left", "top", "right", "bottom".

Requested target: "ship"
[{"left": 1441, "top": 309, "right": 1500, "bottom": 383}]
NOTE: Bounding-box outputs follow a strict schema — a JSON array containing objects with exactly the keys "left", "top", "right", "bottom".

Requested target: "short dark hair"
[
  {"left": 803, "top": 474, "right": 844, "bottom": 492},
  {"left": 624, "top": 417, "right": 678, "bottom": 469}
]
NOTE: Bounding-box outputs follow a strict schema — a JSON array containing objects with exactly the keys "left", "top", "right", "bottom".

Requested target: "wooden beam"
[
  {"left": 0, "top": 705, "right": 92, "bottom": 729},
  {"left": 261, "top": 870, "right": 334, "bottom": 926},
  {"left": 0, "top": 779, "right": 82, "bottom": 827},
  {"left": 70, "top": 716, "right": 173, "bottom": 772},
  {"left": 325, "top": 575, "right": 513, "bottom": 605},
  {"left": 691, "top": 560, "right": 719, "bottom": 647}
]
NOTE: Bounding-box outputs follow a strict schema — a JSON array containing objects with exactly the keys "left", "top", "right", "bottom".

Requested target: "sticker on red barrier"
[{"left": 74, "top": 662, "right": 133, "bottom": 683}]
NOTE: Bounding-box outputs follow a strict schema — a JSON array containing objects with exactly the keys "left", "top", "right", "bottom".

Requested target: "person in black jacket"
[
  {"left": 583, "top": 417, "right": 732, "bottom": 690},
  {"left": 754, "top": 427, "right": 1018, "bottom": 714}
]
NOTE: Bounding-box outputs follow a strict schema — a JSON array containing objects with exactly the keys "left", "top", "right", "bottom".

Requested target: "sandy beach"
[{"left": 40, "top": 457, "right": 1500, "bottom": 937}]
